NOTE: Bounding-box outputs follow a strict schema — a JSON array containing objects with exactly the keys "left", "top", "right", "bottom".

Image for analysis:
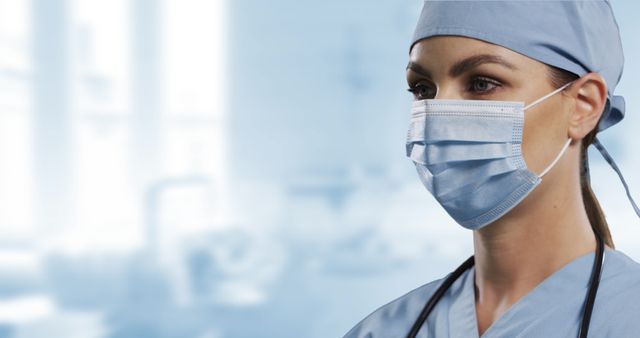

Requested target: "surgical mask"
[{"left": 406, "top": 81, "right": 573, "bottom": 230}]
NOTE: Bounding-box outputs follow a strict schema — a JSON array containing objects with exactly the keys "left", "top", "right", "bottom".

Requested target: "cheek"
[{"left": 521, "top": 103, "right": 569, "bottom": 174}]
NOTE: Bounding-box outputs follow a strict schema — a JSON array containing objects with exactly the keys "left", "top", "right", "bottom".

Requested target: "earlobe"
[{"left": 567, "top": 73, "right": 608, "bottom": 140}]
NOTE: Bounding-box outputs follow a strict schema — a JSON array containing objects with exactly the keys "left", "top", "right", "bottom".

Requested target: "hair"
[{"left": 547, "top": 66, "right": 615, "bottom": 249}]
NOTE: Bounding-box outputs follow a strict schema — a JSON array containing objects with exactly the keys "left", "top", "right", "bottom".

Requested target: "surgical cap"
[{"left": 410, "top": 0, "right": 625, "bottom": 132}]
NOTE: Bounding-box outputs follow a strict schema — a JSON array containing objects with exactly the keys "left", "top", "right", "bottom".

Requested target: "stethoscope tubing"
[{"left": 406, "top": 230, "right": 605, "bottom": 338}]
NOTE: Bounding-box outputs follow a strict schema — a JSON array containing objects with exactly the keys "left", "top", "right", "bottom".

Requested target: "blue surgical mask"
[{"left": 406, "top": 82, "right": 573, "bottom": 230}]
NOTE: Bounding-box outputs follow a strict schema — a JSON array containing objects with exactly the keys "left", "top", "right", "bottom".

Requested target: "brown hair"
[{"left": 547, "top": 66, "right": 615, "bottom": 248}]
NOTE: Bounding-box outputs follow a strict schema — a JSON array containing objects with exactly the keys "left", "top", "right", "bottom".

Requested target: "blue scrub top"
[{"left": 343, "top": 248, "right": 640, "bottom": 337}]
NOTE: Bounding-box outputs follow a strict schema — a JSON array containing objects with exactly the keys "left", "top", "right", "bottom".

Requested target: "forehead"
[{"left": 409, "top": 36, "right": 546, "bottom": 75}]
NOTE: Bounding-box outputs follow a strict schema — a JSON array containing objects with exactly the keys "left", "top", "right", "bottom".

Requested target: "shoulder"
[
  {"left": 342, "top": 275, "right": 447, "bottom": 338},
  {"left": 600, "top": 248, "right": 640, "bottom": 287},
  {"left": 594, "top": 249, "right": 640, "bottom": 334},
  {"left": 597, "top": 249, "right": 640, "bottom": 303}
]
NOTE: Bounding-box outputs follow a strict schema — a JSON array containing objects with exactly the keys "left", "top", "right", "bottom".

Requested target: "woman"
[{"left": 343, "top": 1, "right": 640, "bottom": 337}]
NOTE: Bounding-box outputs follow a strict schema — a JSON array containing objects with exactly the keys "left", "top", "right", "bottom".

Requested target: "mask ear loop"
[
  {"left": 524, "top": 81, "right": 574, "bottom": 111},
  {"left": 539, "top": 138, "right": 572, "bottom": 178},
  {"left": 523, "top": 81, "right": 575, "bottom": 178}
]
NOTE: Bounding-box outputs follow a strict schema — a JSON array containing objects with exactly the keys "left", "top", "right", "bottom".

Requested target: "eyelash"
[{"left": 406, "top": 76, "right": 502, "bottom": 99}]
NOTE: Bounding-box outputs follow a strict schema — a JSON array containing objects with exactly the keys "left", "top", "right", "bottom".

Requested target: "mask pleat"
[
  {"left": 409, "top": 111, "right": 518, "bottom": 141},
  {"left": 426, "top": 142, "right": 512, "bottom": 164},
  {"left": 443, "top": 170, "right": 538, "bottom": 223},
  {"left": 432, "top": 158, "right": 518, "bottom": 198}
]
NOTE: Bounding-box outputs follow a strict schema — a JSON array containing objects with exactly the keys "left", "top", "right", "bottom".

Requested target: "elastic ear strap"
[
  {"left": 593, "top": 137, "right": 640, "bottom": 218},
  {"left": 540, "top": 138, "right": 572, "bottom": 178},
  {"left": 524, "top": 81, "right": 574, "bottom": 111}
]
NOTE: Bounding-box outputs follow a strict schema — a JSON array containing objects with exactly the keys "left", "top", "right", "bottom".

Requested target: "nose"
[{"left": 434, "top": 83, "right": 464, "bottom": 100}]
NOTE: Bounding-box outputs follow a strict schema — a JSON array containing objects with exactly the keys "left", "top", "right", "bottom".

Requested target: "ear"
[{"left": 566, "top": 72, "right": 608, "bottom": 140}]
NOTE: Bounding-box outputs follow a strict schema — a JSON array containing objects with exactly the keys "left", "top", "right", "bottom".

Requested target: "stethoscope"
[{"left": 406, "top": 229, "right": 605, "bottom": 338}]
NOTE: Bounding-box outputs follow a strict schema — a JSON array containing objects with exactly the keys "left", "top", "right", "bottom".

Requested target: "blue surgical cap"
[{"left": 410, "top": 0, "right": 625, "bottom": 132}]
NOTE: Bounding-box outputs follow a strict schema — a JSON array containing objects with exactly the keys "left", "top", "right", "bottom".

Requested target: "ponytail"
[{"left": 580, "top": 127, "right": 615, "bottom": 248}]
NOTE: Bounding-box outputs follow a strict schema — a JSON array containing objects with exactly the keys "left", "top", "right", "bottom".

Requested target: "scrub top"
[{"left": 343, "top": 248, "right": 640, "bottom": 338}]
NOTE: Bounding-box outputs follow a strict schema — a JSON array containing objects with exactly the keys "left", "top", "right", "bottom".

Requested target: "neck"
[{"left": 471, "top": 147, "right": 603, "bottom": 331}]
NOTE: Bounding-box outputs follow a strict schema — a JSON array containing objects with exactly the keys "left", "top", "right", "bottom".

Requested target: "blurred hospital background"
[{"left": 0, "top": 0, "right": 638, "bottom": 337}]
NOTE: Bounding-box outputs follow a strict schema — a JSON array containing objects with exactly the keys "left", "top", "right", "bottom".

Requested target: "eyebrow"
[{"left": 406, "top": 54, "right": 518, "bottom": 78}]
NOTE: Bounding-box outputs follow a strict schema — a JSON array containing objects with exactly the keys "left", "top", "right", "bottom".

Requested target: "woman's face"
[{"left": 406, "top": 36, "right": 573, "bottom": 176}]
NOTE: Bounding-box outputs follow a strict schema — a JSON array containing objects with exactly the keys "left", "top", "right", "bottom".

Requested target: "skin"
[{"left": 406, "top": 36, "right": 611, "bottom": 336}]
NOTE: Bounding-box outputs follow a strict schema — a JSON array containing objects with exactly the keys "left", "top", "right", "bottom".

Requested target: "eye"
[
  {"left": 468, "top": 76, "right": 501, "bottom": 94},
  {"left": 407, "top": 82, "right": 437, "bottom": 100}
]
